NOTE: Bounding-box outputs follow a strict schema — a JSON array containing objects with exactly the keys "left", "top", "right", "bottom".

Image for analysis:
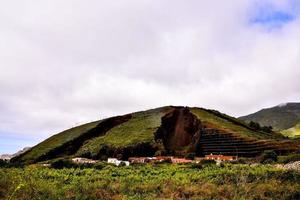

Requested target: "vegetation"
[
  {"left": 77, "top": 107, "right": 168, "bottom": 157},
  {"left": 249, "top": 121, "right": 273, "bottom": 133},
  {"left": 190, "top": 108, "right": 278, "bottom": 139},
  {"left": 240, "top": 102, "right": 300, "bottom": 131},
  {"left": 12, "top": 106, "right": 298, "bottom": 164},
  {"left": 260, "top": 150, "right": 278, "bottom": 164},
  {"left": 13, "top": 121, "right": 101, "bottom": 163},
  {"left": 278, "top": 153, "right": 300, "bottom": 164},
  {"left": 1, "top": 163, "right": 300, "bottom": 200},
  {"left": 282, "top": 123, "right": 300, "bottom": 138}
]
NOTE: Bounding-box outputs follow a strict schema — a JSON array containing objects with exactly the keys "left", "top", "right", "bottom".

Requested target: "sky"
[{"left": 1, "top": 0, "right": 300, "bottom": 154}]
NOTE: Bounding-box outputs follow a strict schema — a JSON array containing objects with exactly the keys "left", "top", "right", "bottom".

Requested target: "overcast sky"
[{"left": 1, "top": 0, "right": 300, "bottom": 154}]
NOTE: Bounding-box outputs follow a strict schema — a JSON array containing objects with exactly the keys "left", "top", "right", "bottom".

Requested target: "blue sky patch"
[
  {"left": 250, "top": 4, "right": 295, "bottom": 30},
  {"left": 0, "top": 132, "right": 41, "bottom": 154}
]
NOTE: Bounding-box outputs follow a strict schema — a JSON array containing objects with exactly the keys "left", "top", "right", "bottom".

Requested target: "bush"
[
  {"left": 0, "top": 160, "right": 8, "bottom": 168},
  {"left": 278, "top": 154, "right": 300, "bottom": 164},
  {"left": 185, "top": 153, "right": 195, "bottom": 160},
  {"left": 230, "top": 157, "right": 249, "bottom": 164},
  {"left": 260, "top": 150, "right": 278, "bottom": 163},
  {"left": 190, "top": 163, "right": 203, "bottom": 169},
  {"left": 93, "top": 162, "right": 107, "bottom": 170},
  {"left": 51, "top": 159, "right": 74, "bottom": 169},
  {"left": 199, "top": 159, "right": 216, "bottom": 166}
]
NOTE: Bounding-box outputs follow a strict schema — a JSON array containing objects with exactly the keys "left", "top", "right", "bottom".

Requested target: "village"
[{"left": 71, "top": 154, "right": 238, "bottom": 166}]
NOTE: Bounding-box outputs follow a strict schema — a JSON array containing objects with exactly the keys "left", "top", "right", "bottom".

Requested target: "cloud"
[{"left": 0, "top": 0, "right": 300, "bottom": 153}]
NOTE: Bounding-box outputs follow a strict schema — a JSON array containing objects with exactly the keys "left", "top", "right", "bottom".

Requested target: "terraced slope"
[{"left": 12, "top": 106, "right": 299, "bottom": 164}]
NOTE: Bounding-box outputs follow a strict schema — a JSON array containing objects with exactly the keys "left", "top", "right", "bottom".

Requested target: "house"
[
  {"left": 72, "top": 157, "right": 97, "bottom": 164},
  {"left": 128, "top": 157, "right": 148, "bottom": 163},
  {"left": 107, "top": 158, "right": 130, "bottom": 166},
  {"left": 128, "top": 156, "right": 173, "bottom": 163},
  {"left": 171, "top": 158, "right": 193, "bottom": 164},
  {"left": 204, "top": 154, "right": 237, "bottom": 161}
]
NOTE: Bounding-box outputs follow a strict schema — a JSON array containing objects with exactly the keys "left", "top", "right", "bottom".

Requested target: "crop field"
[{"left": 1, "top": 163, "right": 299, "bottom": 200}]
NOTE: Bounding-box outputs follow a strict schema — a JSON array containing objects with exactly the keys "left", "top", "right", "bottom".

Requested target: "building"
[
  {"left": 72, "top": 157, "right": 97, "bottom": 164},
  {"left": 107, "top": 158, "right": 130, "bottom": 166},
  {"left": 171, "top": 158, "right": 193, "bottom": 164},
  {"left": 128, "top": 156, "right": 173, "bottom": 164},
  {"left": 204, "top": 154, "right": 237, "bottom": 161}
]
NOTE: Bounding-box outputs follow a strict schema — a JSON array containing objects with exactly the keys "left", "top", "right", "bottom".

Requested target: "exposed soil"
[{"left": 155, "top": 107, "right": 203, "bottom": 154}]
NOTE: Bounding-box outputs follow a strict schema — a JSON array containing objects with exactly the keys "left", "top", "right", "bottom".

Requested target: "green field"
[{"left": 1, "top": 163, "right": 300, "bottom": 200}]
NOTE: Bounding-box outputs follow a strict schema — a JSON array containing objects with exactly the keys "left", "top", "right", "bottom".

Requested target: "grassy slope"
[
  {"left": 282, "top": 123, "right": 300, "bottom": 138},
  {"left": 77, "top": 107, "right": 171, "bottom": 157},
  {"left": 190, "top": 108, "right": 280, "bottom": 139},
  {"left": 16, "top": 121, "right": 101, "bottom": 163}
]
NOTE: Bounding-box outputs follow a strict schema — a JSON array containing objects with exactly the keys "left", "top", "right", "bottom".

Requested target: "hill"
[
  {"left": 12, "top": 106, "right": 300, "bottom": 164},
  {"left": 239, "top": 103, "right": 300, "bottom": 131}
]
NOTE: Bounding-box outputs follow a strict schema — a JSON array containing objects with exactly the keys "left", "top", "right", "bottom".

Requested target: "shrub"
[
  {"left": 185, "top": 153, "right": 196, "bottom": 160},
  {"left": 199, "top": 159, "right": 216, "bottom": 166},
  {"left": 93, "top": 162, "right": 107, "bottom": 170},
  {"left": 190, "top": 163, "right": 203, "bottom": 169},
  {"left": 278, "top": 154, "right": 300, "bottom": 164},
  {"left": 0, "top": 160, "right": 8, "bottom": 168},
  {"left": 263, "top": 159, "right": 275, "bottom": 164},
  {"left": 51, "top": 159, "right": 74, "bottom": 169},
  {"left": 230, "top": 157, "right": 248, "bottom": 164},
  {"left": 260, "top": 150, "right": 278, "bottom": 163}
]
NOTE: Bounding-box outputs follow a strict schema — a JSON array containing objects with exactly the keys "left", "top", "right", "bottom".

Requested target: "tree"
[
  {"left": 249, "top": 121, "right": 261, "bottom": 130},
  {"left": 261, "top": 150, "right": 278, "bottom": 163},
  {"left": 185, "top": 153, "right": 196, "bottom": 160}
]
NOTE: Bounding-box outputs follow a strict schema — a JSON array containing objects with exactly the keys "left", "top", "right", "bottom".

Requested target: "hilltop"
[{"left": 12, "top": 106, "right": 299, "bottom": 164}]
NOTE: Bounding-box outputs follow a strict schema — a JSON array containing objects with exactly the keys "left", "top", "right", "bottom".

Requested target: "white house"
[
  {"left": 107, "top": 158, "right": 129, "bottom": 166},
  {"left": 72, "top": 157, "right": 97, "bottom": 164}
]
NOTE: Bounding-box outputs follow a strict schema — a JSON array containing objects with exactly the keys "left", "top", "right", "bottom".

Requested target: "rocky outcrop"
[
  {"left": 155, "top": 107, "right": 203, "bottom": 155},
  {"left": 284, "top": 161, "right": 300, "bottom": 171}
]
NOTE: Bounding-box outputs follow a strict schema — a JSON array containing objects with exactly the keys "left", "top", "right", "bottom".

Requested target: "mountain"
[
  {"left": 0, "top": 154, "right": 12, "bottom": 160},
  {"left": 239, "top": 103, "right": 300, "bottom": 131},
  {"left": 12, "top": 106, "right": 299, "bottom": 164},
  {"left": 0, "top": 147, "right": 31, "bottom": 161}
]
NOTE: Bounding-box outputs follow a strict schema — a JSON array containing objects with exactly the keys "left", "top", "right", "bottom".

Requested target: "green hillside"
[
  {"left": 76, "top": 107, "right": 171, "bottom": 158},
  {"left": 239, "top": 103, "right": 300, "bottom": 131},
  {"left": 190, "top": 108, "right": 281, "bottom": 139},
  {"left": 12, "top": 106, "right": 299, "bottom": 164},
  {"left": 282, "top": 123, "right": 300, "bottom": 138},
  {"left": 13, "top": 121, "right": 101, "bottom": 164}
]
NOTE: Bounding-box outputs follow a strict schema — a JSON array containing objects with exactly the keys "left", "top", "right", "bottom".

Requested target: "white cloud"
[{"left": 0, "top": 0, "right": 300, "bottom": 152}]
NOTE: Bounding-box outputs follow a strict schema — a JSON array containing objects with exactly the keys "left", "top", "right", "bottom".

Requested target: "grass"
[
  {"left": 15, "top": 121, "right": 101, "bottom": 163},
  {"left": 1, "top": 163, "right": 300, "bottom": 200},
  {"left": 282, "top": 123, "right": 300, "bottom": 138},
  {"left": 190, "top": 108, "right": 273, "bottom": 139},
  {"left": 77, "top": 107, "right": 170, "bottom": 157}
]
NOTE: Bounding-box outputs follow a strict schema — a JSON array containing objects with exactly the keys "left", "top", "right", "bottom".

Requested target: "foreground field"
[{"left": 1, "top": 163, "right": 300, "bottom": 200}]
